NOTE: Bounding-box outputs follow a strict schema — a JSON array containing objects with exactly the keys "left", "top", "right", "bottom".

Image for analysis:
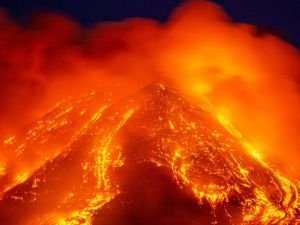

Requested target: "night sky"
[{"left": 0, "top": 0, "right": 299, "bottom": 48}]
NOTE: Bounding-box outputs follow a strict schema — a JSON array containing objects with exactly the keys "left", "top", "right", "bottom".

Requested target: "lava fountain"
[{"left": 0, "top": 1, "right": 299, "bottom": 225}]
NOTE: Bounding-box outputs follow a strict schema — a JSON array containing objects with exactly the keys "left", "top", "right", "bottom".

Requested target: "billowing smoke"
[{"left": 0, "top": 1, "right": 299, "bottom": 176}]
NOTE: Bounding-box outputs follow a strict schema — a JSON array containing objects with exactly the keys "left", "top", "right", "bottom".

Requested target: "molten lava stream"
[
  {"left": 0, "top": 2, "right": 299, "bottom": 224},
  {"left": 0, "top": 83, "right": 299, "bottom": 225}
]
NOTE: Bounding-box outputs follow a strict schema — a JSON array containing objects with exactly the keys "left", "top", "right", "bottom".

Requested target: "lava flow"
[
  {"left": 0, "top": 83, "right": 299, "bottom": 225},
  {"left": 0, "top": 1, "right": 300, "bottom": 224}
]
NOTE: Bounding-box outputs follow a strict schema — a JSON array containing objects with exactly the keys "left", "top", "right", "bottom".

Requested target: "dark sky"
[{"left": 0, "top": 0, "right": 299, "bottom": 48}]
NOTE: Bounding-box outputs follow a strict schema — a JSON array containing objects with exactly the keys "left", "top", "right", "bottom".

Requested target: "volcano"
[{"left": 0, "top": 83, "right": 299, "bottom": 225}]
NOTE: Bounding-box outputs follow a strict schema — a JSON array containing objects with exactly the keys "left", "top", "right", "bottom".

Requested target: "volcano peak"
[{"left": 0, "top": 84, "right": 299, "bottom": 225}]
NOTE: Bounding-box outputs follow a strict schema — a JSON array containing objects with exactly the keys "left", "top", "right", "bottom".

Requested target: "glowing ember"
[{"left": 0, "top": 84, "right": 298, "bottom": 225}]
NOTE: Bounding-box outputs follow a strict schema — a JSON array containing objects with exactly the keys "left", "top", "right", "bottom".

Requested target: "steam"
[{"left": 0, "top": 1, "right": 299, "bottom": 175}]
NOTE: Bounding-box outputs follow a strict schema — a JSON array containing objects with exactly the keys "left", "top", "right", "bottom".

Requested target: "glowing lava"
[{"left": 0, "top": 83, "right": 299, "bottom": 225}]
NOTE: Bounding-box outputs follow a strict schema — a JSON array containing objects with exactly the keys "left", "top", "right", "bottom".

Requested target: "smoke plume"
[{"left": 0, "top": 1, "right": 299, "bottom": 176}]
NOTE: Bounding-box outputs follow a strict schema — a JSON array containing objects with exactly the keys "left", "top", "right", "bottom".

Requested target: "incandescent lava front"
[{"left": 0, "top": 83, "right": 299, "bottom": 225}]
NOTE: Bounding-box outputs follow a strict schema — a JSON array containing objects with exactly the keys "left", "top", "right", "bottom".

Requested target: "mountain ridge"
[{"left": 0, "top": 83, "right": 299, "bottom": 225}]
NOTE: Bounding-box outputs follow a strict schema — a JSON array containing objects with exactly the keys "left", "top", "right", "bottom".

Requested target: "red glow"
[{"left": 0, "top": 2, "right": 299, "bottom": 224}]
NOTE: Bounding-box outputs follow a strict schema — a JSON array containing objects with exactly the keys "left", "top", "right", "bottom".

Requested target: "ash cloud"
[{"left": 0, "top": 1, "right": 299, "bottom": 176}]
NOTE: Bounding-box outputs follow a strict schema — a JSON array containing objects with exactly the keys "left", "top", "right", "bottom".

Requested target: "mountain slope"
[{"left": 0, "top": 83, "right": 299, "bottom": 225}]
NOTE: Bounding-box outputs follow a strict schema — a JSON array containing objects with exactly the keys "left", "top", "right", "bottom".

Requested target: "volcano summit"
[{"left": 0, "top": 83, "right": 299, "bottom": 225}]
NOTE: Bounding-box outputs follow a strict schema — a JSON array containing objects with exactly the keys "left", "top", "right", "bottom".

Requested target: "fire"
[{"left": 0, "top": 1, "right": 299, "bottom": 224}]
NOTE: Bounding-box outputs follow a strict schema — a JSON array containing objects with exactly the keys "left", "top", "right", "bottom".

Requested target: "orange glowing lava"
[
  {"left": 0, "top": 84, "right": 299, "bottom": 225},
  {"left": 0, "top": 1, "right": 299, "bottom": 225}
]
